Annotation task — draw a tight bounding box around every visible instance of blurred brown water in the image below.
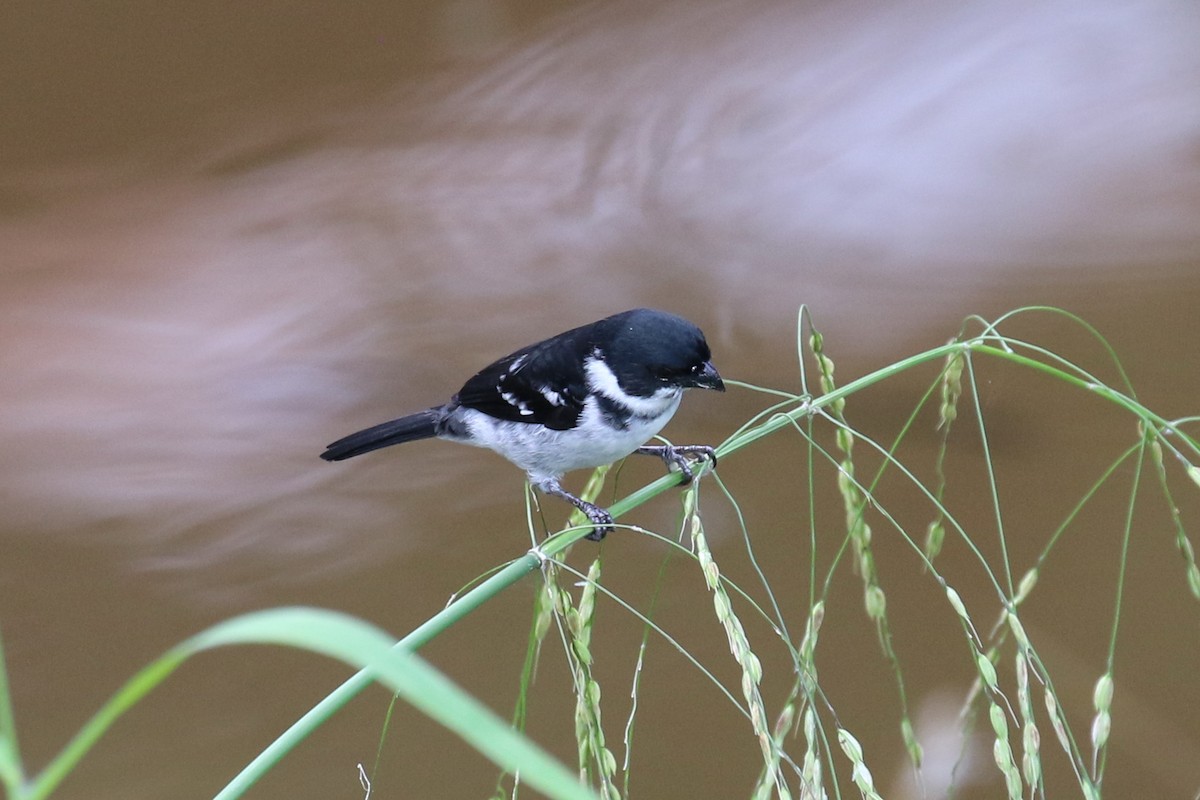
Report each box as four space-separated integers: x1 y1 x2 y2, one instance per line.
2 0 1199 797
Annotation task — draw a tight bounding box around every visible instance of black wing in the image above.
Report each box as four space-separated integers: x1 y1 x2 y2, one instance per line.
453 326 594 431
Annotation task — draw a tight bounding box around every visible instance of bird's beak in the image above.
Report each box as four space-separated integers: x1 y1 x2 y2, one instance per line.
693 360 725 392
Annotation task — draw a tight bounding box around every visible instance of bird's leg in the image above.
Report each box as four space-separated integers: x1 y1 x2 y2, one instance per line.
535 476 614 541
635 444 719 484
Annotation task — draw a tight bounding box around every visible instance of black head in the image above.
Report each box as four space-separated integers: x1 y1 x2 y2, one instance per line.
595 308 724 397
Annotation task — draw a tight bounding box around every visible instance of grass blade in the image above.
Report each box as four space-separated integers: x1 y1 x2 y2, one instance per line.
24 607 594 800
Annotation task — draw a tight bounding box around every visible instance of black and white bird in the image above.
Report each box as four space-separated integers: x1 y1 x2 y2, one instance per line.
320 308 724 540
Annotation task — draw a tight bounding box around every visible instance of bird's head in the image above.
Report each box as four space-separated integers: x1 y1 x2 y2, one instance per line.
599 308 724 397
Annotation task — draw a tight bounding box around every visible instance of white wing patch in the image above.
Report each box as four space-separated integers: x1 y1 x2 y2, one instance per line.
500 390 534 416
539 385 565 407
497 354 535 415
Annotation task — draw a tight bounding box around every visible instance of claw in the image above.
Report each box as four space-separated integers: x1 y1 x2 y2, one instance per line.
535 476 614 541
636 444 718 484
580 502 614 541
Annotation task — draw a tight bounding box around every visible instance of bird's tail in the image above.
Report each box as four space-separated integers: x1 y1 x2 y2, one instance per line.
320 409 440 461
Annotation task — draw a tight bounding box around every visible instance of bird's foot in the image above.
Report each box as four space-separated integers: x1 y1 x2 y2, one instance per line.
536 477 614 541
577 500 615 541
636 444 719 484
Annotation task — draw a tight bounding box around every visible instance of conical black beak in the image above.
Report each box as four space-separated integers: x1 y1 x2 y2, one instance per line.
693 360 725 391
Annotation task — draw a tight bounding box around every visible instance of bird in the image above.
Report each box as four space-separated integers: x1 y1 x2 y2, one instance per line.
320 308 725 540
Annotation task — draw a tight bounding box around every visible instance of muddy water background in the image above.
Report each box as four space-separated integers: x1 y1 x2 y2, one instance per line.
3 0 1200 797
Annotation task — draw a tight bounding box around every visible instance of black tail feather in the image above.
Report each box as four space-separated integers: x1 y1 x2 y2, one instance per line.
320 409 440 461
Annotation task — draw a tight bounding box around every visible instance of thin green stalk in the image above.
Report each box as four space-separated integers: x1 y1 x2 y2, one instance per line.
964 353 1014 597
1091 437 1145 787
1149 437 1200 601
0 627 26 793
711 472 791 644
368 695 399 792
621 546 673 798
